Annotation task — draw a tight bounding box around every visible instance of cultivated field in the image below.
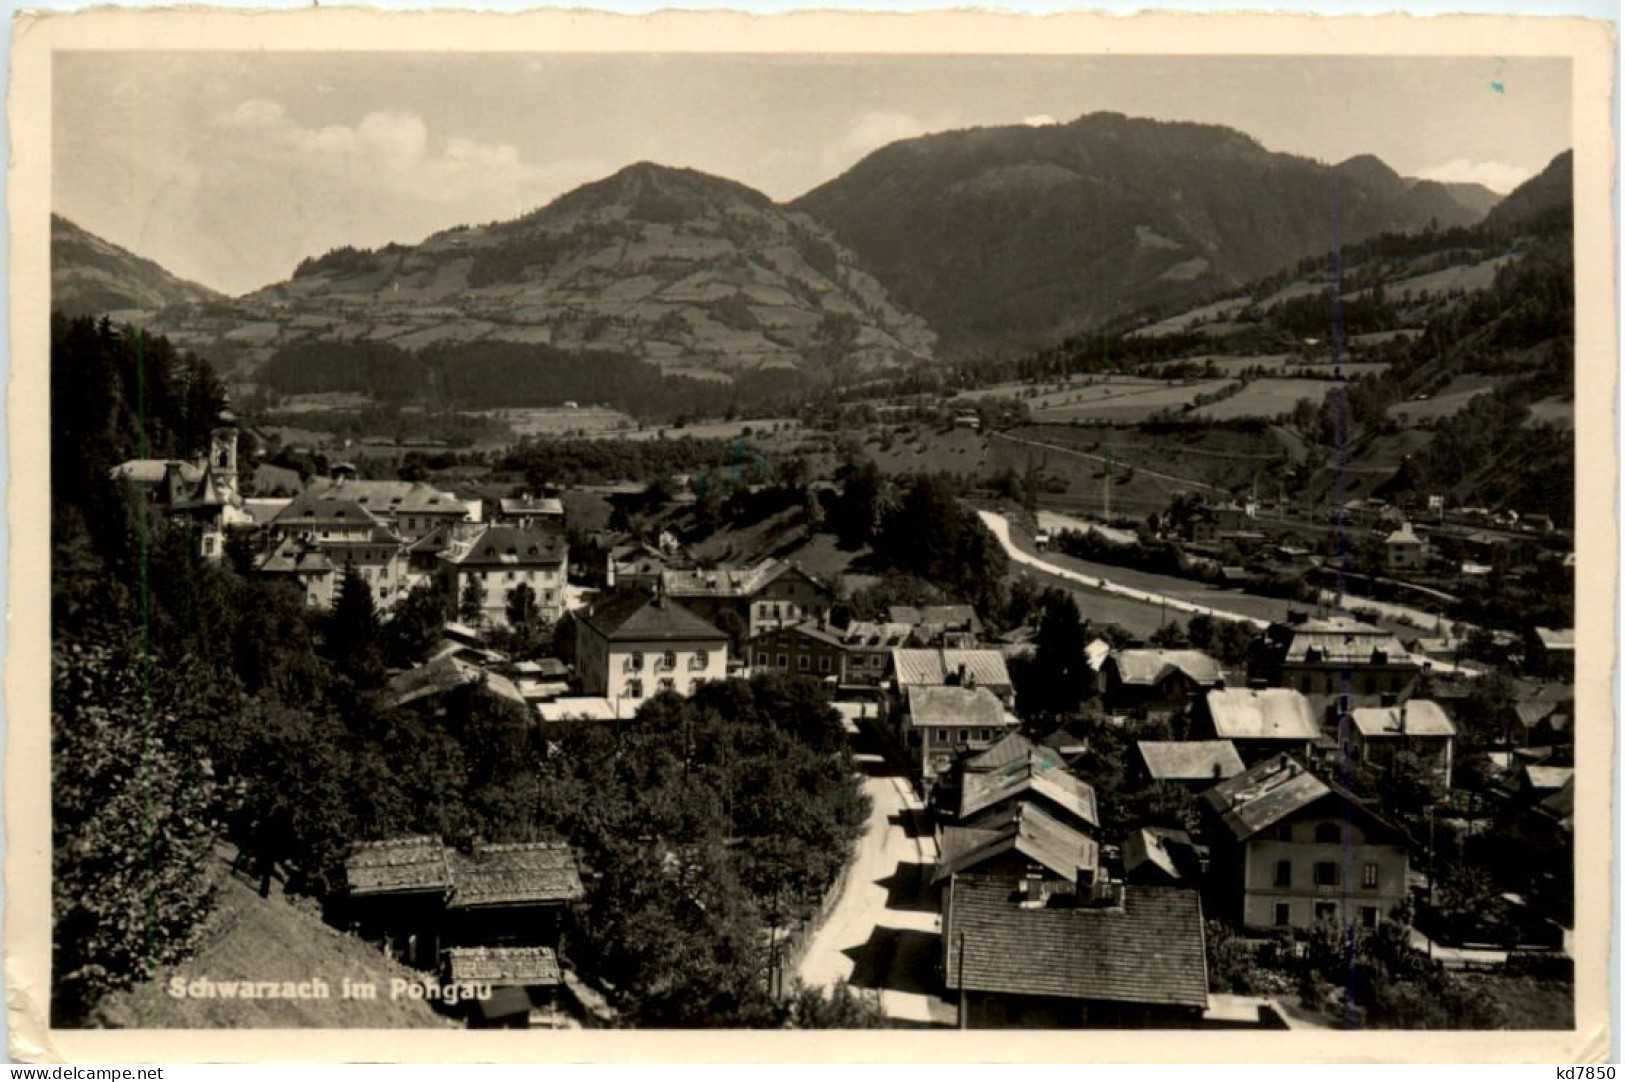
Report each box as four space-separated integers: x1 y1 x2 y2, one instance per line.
1026 378 1235 424
1147 354 1391 379
473 405 637 438
1385 374 1499 423
1188 378 1335 421
582 417 804 443
1349 253 1519 302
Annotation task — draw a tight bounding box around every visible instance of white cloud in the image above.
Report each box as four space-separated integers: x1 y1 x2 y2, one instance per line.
166 99 595 292
1416 158 1532 195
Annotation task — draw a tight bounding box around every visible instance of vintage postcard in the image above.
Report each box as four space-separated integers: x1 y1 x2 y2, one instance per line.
6 7 1616 1063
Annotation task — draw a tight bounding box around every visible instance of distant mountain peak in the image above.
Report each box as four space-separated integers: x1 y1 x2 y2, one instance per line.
148 163 935 382
794 114 1497 355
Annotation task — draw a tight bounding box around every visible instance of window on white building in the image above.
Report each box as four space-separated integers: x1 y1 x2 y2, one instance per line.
627 678 644 698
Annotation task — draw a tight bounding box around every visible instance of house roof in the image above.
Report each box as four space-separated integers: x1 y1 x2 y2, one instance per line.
1513 701 1559 730
1123 826 1197 883
841 621 915 650
1523 765 1574 792
943 877 1208 1010
1349 700 1456 739
498 496 565 517
892 648 1012 690
442 525 566 568
241 497 293 526
963 731 1044 773
269 491 385 530
1536 778 1574 826
960 751 1099 830
444 842 585 909
1109 649 1224 688
904 685 1011 729
306 478 467 517
661 559 822 599
1204 688 1319 741
1281 617 1414 666
443 946 561 988
345 837 451 896
1202 754 1401 844
1386 524 1422 545
935 802 1099 884
889 604 984 633
1137 740 1246 782
1084 639 1113 672
386 655 526 709
577 591 726 643
536 697 635 722
1533 627 1575 652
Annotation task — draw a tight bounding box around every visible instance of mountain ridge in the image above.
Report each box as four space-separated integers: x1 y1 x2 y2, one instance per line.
793 112 1503 356
51 214 223 318
148 161 936 385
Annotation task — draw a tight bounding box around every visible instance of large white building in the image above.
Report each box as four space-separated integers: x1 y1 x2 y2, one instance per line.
574 592 728 708
438 524 569 628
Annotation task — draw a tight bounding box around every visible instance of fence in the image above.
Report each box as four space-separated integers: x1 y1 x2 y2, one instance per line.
770 847 858 999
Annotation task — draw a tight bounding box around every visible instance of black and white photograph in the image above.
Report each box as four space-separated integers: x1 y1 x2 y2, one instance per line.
10 8 1614 1059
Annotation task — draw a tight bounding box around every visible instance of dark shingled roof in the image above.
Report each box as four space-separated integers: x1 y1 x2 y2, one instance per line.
1202 754 1404 845
944 876 1208 1010
345 837 451 896
445 842 585 909
442 525 566 568
443 946 561 987
577 591 726 643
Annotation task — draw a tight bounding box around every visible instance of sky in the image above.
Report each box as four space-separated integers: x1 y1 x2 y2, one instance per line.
53 52 1572 296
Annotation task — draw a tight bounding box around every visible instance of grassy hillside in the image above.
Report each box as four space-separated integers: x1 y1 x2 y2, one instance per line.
92 851 459 1029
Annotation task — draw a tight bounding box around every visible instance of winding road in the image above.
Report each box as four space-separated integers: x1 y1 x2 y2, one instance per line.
979 509 1272 629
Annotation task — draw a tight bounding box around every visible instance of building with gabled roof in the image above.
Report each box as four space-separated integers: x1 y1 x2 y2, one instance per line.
1123 827 1204 887
1135 740 1246 788
1384 522 1426 572
941 876 1208 1028
441 947 563 1028
438 524 569 627
386 654 527 712
891 648 1014 706
1101 649 1224 720
1192 688 1321 764
344 837 452 898
303 477 472 540
659 559 831 637
935 801 1100 890
900 685 1018 788
1347 699 1456 788
889 604 984 646
1200 755 1409 932
574 591 728 707
1268 614 1422 718
959 748 1099 836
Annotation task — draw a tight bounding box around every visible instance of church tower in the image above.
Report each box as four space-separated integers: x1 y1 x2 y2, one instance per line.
208 418 240 503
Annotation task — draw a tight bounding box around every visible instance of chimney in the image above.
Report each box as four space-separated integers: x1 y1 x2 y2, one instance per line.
956 662 968 686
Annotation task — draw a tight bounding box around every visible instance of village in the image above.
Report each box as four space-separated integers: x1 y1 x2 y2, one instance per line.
97 410 1576 1031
